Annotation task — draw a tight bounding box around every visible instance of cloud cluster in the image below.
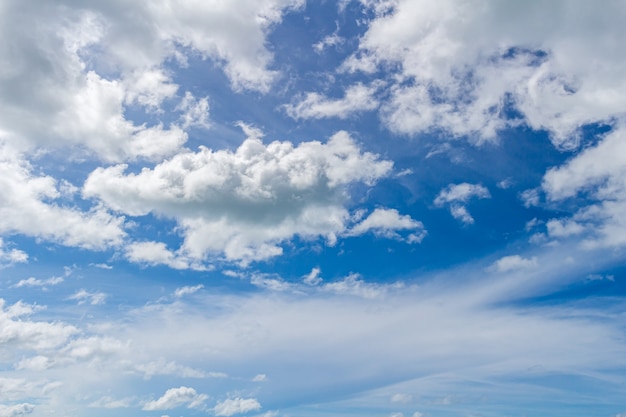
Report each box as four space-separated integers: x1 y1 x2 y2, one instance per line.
328 0 626 145
0 0 303 161
214 397 262 416
284 83 380 120
542 124 626 248
0 145 125 250
85 130 421 264
142 386 208 411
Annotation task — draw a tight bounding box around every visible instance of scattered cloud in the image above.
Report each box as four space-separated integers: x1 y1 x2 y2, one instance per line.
0 403 35 417
214 397 262 417
434 183 491 224
68 289 107 305
348 208 426 243
0 239 28 268
143 386 208 411
174 285 204 298
283 83 380 120
489 255 538 273
12 276 64 289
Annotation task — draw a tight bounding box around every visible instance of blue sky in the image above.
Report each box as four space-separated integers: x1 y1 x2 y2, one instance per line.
1 1 626 416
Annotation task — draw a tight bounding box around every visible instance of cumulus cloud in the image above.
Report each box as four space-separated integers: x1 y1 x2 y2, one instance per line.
340 0 626 145
12 277 63 289
0 145 126 250
0 239 28 268
489 255 538 273
322 273 397 299
142 386 208 411
85 130 397 265
0 403 35 417
177 92 211 130
348 208 426 243
284 83 380 119
0 299 77 351
0 0 303 161
542 124 626 248
214 397 262 417
434 183 491 224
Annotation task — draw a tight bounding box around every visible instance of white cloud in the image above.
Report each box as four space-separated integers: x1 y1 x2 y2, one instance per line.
313 33 345 53
85 130 394 265
303 267 322 285
322 273 393 299
341 0 626 145
174 285 205 298
348 208 426 243
0 239 28 268
0 0 304 162
542 124 626 248
177 92 211 130
143 386 208 411
390 393 412 404
12 277 63 288
62 336 127 360
68 289 107 305
214 397 262 417
489 255 538 273
520 188 541 208
434 183 491 224
0 403 34 417
252 374 268 382
0 145 126 250
132 358 222 380
125 241 198 270
283 83 380 120
0 299 77 351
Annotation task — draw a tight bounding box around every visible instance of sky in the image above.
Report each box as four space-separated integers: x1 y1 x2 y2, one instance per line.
1 0 626 416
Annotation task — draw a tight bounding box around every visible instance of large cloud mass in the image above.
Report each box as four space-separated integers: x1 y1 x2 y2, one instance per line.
84 131 422 264
338 0 626 146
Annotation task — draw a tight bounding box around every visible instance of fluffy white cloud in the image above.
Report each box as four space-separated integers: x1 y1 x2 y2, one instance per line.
434 183 491 224
284 83 380 120
0 239 27 268
12 277 63 288
0 0 303 161
0 299 77 351
489 255 538 273
342 0 626 145
177 92 211 130
322 273 397 299
85 130 398 264
0 145 126 250
125 241 198 270
214 397 262 417
143 386 208 411
0 403 34 417
348 208 426 243
542 124 626 248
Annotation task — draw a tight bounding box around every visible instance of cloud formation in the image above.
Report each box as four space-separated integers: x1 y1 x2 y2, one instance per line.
85 130 419 264
434 183 491 224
